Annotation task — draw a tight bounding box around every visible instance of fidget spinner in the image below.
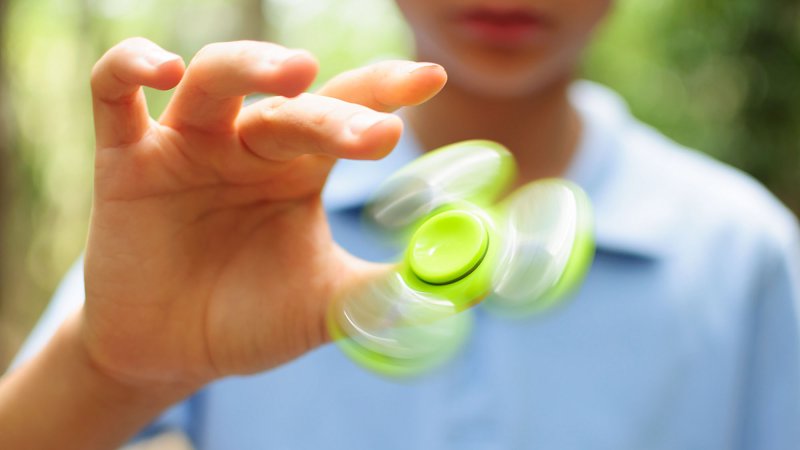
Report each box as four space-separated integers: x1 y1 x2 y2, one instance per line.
327 140 594 377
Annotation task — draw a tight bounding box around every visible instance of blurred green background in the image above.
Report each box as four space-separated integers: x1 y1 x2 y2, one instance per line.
0 0 798 370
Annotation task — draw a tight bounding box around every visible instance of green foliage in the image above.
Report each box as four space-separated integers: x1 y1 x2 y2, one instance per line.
585 0 800 213
268 0 411 84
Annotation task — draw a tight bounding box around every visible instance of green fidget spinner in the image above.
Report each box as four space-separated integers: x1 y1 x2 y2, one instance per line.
327 140 595 377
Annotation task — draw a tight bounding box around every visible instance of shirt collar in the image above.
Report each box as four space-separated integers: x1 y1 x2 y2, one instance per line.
567 81 672 259
324 81 670 260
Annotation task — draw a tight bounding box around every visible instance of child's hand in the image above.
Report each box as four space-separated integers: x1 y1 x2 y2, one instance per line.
82 38 447 391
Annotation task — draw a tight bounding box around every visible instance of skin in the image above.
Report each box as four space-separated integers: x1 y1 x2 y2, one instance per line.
398 0 611 181
0 1 611 448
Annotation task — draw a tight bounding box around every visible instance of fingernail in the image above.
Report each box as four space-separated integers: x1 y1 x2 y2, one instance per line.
145 51 182 68
407 62 442 74
349 113 389 135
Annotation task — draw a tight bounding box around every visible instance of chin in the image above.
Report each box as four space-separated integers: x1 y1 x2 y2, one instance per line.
420 36 576 100
444 55 574 99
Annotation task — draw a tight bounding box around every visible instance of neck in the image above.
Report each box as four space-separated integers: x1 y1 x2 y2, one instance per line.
405 74 581 185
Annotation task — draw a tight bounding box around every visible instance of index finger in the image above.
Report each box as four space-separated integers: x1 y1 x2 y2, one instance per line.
316 60 447 112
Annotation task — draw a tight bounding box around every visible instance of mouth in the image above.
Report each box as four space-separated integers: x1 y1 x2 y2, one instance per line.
452 6 550 47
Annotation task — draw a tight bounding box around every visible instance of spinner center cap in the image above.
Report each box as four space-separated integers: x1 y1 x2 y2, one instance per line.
408 210 489 285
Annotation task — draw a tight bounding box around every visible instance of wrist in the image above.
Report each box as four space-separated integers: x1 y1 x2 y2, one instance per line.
0 311 198 449
68 310 199 407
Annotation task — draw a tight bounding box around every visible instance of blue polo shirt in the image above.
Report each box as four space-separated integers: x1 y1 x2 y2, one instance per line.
11 82 800 449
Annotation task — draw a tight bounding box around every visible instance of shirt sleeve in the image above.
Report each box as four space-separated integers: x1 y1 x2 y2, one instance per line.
6 256 198 444
738 217 800 450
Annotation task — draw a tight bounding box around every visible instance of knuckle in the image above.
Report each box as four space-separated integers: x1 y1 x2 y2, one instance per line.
193 42 225 66
195 41 245 62
91 37 155 90
197 41 222 56
119 36 151 49
259 96 291 122
89 63 105 91
311 103 338 129
190 42 243 79
115 37 154 58
90 55 118 93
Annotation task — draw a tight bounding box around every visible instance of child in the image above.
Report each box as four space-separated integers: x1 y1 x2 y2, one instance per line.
2 1 799 448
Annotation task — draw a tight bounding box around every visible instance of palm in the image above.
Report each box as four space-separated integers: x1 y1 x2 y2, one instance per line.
81 39 446 387
86 127 334 383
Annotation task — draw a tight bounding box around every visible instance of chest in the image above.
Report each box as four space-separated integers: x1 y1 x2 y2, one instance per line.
196 250 748 450
194 211 751 449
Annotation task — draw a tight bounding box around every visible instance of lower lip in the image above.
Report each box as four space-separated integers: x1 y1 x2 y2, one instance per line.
455 14 544 47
